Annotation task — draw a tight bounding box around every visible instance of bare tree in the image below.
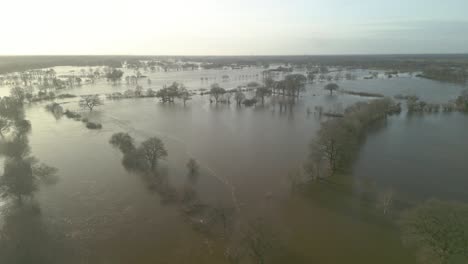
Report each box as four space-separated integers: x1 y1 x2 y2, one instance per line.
79 95 103 111
138 137 168 170
311 119 354 175
178 86 191 106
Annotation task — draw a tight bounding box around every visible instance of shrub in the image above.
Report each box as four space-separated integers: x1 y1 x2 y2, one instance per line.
243 98 257 107
86 122 102 129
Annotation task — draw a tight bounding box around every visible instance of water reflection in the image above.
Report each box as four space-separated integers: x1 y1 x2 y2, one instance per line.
0 202 75 264
0 95 63 263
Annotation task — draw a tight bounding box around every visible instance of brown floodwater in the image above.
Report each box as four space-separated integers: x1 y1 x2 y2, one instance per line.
0 67 467 263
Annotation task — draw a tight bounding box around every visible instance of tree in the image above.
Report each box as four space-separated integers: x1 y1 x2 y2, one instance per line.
178 86 191 106
256 86 271 105
14 119 31 136
10 87 25 104
156 88 171 103
1 158 35 202
263 77 275 90
79 95 103 111
105 69 124 84
285 74 306 97
109 132 136 153
24 86 34 102
210 83 226 103
146 88 156 97
135 85 143 97
307 72 316 82
400 199 468 264
235 90 246 106
320 66 329 74
156 82 183 103
324 83 339 95
455 89 468 111
138 137 168 170
311 119 355 175
186 158 199 176
247 81 260 88
0 118 11 138
275 80 287 96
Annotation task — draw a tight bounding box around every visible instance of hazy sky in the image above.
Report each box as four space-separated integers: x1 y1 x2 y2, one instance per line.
1 0 468 55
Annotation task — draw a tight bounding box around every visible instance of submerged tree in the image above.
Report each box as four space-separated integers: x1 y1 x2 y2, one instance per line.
105 68 124 84
306 99 399 177
234 90 246 106
138 137 168 170
155 82 186 103
109 132 136 153
178 86 191 106
324 83 339 95
210 83 226 103
186 158 199 178
1 158 36 202
109 133 169 172
79 95 103 111
310 119 354 174
307 72 316 82
263 77 275 90
256 86 272 105
285 74 306 98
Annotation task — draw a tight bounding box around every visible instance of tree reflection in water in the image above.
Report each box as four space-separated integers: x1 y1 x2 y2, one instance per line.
0 94 67 264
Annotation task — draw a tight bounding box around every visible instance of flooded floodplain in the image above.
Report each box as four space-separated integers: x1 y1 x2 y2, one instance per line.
1 66 467 263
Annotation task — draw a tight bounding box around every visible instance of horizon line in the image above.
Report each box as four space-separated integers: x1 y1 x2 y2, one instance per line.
1 53 468 57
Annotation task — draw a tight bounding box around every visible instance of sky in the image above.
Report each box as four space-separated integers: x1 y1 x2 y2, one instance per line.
1 0 468 55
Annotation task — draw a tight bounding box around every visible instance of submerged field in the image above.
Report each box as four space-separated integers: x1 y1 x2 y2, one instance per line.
0 66 467 263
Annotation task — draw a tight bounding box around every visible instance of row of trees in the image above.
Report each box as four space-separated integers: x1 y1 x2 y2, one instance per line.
263 74 307 98
109 133 168 171
306 98 401 178
1 67 115 94
155 82 191 105
205 74 307 107
301 96 468 264
421 66 467 83
406 89 468 113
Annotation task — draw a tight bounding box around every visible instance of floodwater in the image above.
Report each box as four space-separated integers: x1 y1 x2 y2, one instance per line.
0 67 467 263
